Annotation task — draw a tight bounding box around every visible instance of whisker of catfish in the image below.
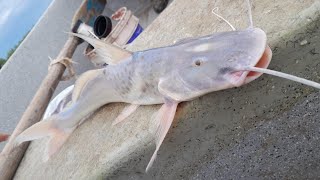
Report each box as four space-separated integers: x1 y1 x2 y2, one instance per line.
246 0 253 28
243 66 320 89
211 7 236 31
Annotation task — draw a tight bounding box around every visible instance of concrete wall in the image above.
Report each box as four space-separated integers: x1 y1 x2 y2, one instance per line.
11 0 320 179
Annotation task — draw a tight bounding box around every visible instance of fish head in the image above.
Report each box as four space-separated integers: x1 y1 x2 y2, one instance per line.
159 28 272 101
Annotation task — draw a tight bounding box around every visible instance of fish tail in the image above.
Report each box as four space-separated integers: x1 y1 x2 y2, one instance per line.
14 116 74 160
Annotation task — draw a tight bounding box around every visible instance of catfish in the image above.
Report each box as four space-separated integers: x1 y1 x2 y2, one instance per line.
13 0 320 172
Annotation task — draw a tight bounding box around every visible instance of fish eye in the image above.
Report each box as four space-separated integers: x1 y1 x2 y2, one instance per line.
192 57 206 67
194 59 202 66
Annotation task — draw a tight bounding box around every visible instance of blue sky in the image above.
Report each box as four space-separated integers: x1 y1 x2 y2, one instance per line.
0 0 52 59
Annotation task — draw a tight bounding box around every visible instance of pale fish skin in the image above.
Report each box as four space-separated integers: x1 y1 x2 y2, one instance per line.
14 27 272 171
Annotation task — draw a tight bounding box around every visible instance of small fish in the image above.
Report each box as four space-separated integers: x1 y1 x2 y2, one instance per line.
14 0 320 172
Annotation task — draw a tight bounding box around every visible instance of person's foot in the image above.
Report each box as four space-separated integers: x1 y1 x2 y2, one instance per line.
153 0 169 14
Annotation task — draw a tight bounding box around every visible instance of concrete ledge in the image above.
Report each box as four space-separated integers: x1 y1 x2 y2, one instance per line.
14 0 320 179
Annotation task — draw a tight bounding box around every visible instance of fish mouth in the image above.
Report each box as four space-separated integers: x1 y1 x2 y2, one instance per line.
231 45 272 87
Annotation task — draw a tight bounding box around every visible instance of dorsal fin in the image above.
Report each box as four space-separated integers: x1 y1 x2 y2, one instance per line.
70 33 132 65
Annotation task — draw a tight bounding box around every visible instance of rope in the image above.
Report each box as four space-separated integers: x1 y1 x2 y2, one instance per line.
49 57 77 81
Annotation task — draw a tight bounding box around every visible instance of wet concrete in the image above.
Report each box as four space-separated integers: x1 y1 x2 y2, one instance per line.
14 0 320 179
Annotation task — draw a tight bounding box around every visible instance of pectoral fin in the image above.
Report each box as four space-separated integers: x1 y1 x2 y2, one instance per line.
112 104 140 126
45 129 72 161
146 100 178 172
70 33 132 64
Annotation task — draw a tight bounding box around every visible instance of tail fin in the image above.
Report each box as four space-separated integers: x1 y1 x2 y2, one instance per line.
14 117 74 160
45 129 72 161
14 120 54 145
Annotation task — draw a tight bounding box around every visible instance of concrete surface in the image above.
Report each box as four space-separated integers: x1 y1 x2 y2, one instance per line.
13 0 320 179
190 93 320 179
